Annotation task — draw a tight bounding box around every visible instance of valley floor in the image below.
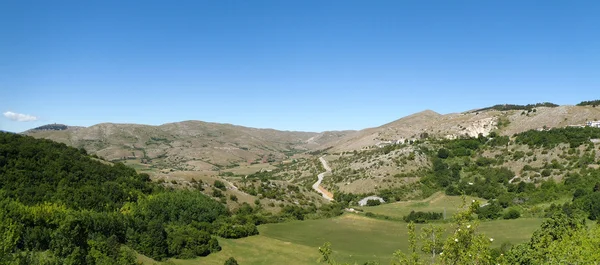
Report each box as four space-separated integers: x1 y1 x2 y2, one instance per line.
139 200 543 264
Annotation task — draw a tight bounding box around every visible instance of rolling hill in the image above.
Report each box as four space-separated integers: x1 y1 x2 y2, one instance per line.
329 105 600 152
25 120 353 172
24 103 600 179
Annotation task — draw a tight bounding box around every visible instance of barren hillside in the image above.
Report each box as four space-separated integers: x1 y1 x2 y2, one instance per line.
26 121 351 170
330 105 600 152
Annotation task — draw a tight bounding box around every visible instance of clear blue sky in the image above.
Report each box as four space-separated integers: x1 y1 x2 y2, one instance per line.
1 1 599 133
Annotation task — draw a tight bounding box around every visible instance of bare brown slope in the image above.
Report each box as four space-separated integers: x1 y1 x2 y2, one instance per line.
25 121 352 170
331 105 600 151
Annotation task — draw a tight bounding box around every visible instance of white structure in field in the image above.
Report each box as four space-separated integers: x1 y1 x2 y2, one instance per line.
586 121 600 128
358 196 385 206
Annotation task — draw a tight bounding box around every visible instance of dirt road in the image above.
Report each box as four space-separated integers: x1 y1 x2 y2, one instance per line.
312 156 334 201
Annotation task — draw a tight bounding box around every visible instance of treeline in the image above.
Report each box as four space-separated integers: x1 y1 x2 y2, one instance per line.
475 102 558 112
515 127 600 148
403 210 443 223
0 132 260 264
576 99 600 107
30 124 68 131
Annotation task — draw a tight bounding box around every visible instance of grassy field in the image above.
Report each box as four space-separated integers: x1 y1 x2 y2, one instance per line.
139 194 542 265
356 192 487 219
142 212 543 265
139 235 320 265
258 214 542 264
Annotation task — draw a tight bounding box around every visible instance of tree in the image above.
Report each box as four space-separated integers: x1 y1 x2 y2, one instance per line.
504 212 586 264
214 180 227 191
476 202 503 220
437 148 450 159
0 214 21 263
224 257 239 265
393 222 420 265
503 208 521 219
420 224 444 264
438 200 492 265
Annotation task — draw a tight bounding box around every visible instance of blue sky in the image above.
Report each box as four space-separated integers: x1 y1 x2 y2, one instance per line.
1 1 599 133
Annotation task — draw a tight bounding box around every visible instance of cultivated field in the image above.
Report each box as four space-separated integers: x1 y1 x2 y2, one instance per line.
139 235 319 265
257 214 542 264
141 202 543 265
356 192 487 219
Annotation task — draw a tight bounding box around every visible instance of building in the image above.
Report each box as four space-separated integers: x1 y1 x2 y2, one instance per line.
586 121 600 128
358 196 385 206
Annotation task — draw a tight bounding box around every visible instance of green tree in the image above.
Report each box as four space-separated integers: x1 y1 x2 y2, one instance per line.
224 257 239 265
503 208 521 220
420 224 444 264
438 200 492 265
0 214 21 263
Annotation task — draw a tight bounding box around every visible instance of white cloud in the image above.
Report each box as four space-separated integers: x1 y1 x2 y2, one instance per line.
3 111 38 122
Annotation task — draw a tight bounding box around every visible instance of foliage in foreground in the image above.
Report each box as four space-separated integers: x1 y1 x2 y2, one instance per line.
0 133 260 264
318 198 600 265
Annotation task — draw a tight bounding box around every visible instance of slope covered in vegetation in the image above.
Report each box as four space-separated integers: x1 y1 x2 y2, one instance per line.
0 132 260 264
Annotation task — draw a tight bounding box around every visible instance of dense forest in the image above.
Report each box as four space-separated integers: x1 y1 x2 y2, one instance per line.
0 132 262 264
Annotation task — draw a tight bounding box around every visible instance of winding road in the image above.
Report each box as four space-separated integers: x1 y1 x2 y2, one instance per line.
312 156 334 201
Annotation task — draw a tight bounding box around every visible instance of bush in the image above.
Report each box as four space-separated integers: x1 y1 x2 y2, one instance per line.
166 225 216 259
437 148 450 159
224 257 239 265
403 210 443 223
541 169 552 177
214 180 227 191
503 208 521 219
212 189 224 198
476 202 503 220
366 199 381 206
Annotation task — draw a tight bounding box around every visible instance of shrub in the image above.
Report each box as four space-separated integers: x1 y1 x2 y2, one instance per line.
403 211 443 223
224 257 239 265
476 202 503 220
541 169 552 177
503 208 521 219
366 199 381 206
212 189 224 198
437 148 450 159
214 180 227 191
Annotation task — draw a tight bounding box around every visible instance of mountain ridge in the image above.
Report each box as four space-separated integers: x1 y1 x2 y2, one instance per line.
25 103 600 172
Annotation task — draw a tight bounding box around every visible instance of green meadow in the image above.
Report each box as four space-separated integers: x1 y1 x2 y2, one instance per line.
143 195 544 265
356 192 486 219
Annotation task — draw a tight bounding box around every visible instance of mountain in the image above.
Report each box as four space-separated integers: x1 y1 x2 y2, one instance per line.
329 105 600 151
25 121 352 171
25 104 600 173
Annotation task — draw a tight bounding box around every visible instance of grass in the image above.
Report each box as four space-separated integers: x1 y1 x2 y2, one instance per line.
142 214 542 265
356 192 486 219
138 235 319 265
139 194 544 265
258 214 541 264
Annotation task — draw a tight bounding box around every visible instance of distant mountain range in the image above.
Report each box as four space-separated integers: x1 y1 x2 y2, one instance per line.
25 120 352 170
25 102 600 171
